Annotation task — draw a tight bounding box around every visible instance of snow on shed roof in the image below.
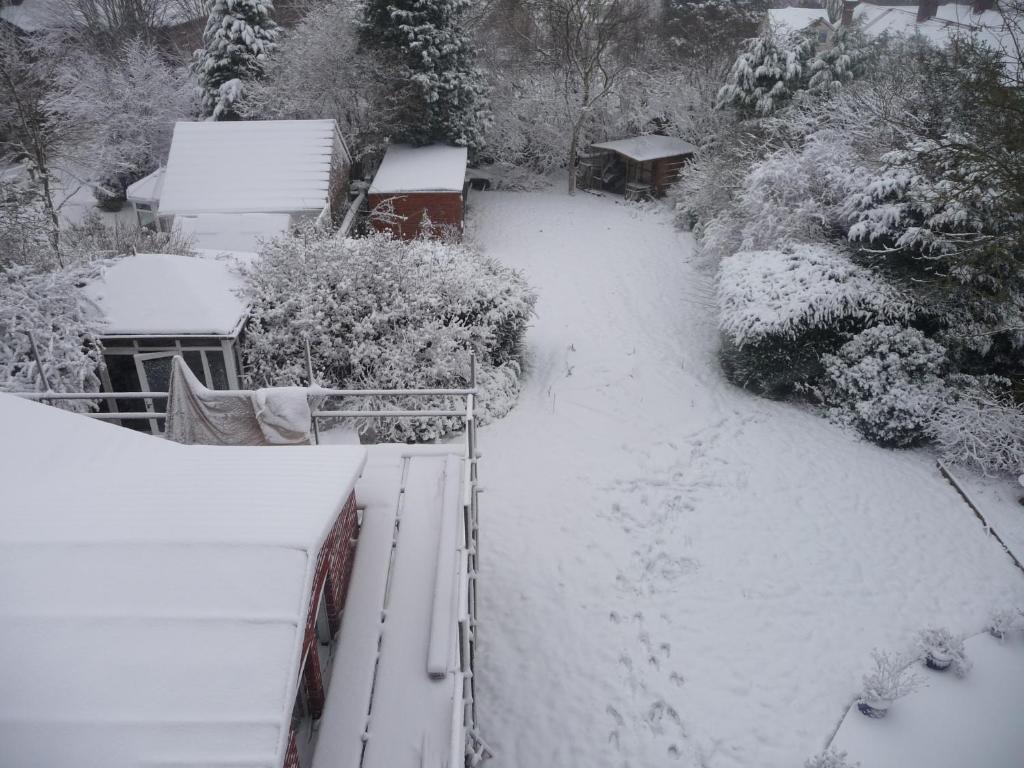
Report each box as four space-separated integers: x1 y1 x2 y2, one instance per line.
369 144 469 194
82 253 249 337
159 120 343 215
0 393 367 768
767 7 833 31
591 135 698 162
126 166 165 204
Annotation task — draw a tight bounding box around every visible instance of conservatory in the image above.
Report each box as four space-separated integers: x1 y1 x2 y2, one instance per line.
81 252 249 432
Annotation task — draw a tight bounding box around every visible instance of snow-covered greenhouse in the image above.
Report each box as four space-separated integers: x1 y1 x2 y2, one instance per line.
81 252 249 431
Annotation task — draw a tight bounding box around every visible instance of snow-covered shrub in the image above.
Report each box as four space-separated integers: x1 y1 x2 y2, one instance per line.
716 245 913 397
805 748 859 768
0 265 103 410
917 628 971 677
241 230 536 442
822 325 948 447
717 31 812 116
988 607 1023 640
927 377 1024 476
859 649 918 712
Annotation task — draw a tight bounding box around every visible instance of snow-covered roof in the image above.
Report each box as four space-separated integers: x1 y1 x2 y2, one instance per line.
0 393 367 768
591 135 699 162
767 7 833 32
159 120 343 215
854 3 1008 47
175 212 291 254
369 145 469 194
126 166 165 204
82 253 249 337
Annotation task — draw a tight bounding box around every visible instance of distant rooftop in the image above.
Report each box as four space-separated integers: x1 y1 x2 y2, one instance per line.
767 7 834 31
369 144 469 194
591 135 699 163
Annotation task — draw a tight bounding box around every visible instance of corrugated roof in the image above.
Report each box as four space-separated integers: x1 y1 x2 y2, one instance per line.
82 253 249 337
591 135 698 162
159 120 342 215
0 394 367 768
369 145 468 194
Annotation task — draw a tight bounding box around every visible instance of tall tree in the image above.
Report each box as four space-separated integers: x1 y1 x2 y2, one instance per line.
360 0 490 152
194 0 279 120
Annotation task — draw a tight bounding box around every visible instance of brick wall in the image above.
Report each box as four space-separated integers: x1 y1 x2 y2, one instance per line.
367 192 464 240
287 490 360 760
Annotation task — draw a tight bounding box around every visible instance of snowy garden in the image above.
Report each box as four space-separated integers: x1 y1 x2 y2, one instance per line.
2 1 1024 767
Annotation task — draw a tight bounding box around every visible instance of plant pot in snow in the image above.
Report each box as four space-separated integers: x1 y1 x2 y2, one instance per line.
857 697 892 718
925 650 953 671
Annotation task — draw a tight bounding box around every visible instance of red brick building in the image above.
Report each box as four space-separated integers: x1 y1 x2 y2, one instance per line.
368 144 469 240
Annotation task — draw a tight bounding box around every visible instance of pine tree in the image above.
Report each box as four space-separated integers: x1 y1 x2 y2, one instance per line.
360 0 490 152
194 0 279 120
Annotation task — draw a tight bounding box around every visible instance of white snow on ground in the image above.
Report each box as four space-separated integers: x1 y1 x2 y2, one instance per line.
951 471 1024 575
833 631 1024 768
468 190 1024 768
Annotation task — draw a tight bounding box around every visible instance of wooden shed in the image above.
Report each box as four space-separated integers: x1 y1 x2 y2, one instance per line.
584 135 698 200
368 145 468 240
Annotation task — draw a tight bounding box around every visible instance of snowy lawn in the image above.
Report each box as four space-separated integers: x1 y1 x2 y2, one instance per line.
469 190 1024 768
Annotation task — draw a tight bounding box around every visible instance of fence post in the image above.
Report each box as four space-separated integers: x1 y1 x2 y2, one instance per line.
26 331 54 392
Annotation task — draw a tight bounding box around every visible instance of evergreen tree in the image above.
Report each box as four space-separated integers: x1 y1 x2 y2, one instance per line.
360 0 490 152
194 0 279 120
717 31 812 116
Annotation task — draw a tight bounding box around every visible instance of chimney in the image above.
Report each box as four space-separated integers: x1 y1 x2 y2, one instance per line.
917 0 939 22
972 0 994 12
841 0 857 26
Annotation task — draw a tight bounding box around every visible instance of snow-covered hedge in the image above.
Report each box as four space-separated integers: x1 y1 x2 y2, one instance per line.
927 379 1024 476
241 230 536 442
822 325 948 447
718 244 912 348
0 266 104 410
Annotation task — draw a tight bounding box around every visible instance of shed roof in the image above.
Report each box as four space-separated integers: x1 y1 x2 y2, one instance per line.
159 120 343 215
0 393 367 768
369 144 468 194
126 166 165 204
82 253 249 337
767 7 833 31
591 135 698 162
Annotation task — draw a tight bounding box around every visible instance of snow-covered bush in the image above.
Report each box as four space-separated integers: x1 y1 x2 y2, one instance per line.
988 607 1022 640
917 628 971 677
822 325 948 447
241 230 536 442
718 245 911 349
859 649 918 716
716 245 914 396
927 378 1024 476
0 266 103 410
805 748 859 768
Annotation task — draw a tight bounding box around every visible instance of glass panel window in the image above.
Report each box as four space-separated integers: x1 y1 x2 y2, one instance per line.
183 351 207 385
207 350 230 390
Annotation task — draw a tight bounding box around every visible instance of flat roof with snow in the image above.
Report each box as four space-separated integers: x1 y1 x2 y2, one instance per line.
82 253 249 337
159 120 343 216
591 135 698 162
0 394 367 768
369 144 469 194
